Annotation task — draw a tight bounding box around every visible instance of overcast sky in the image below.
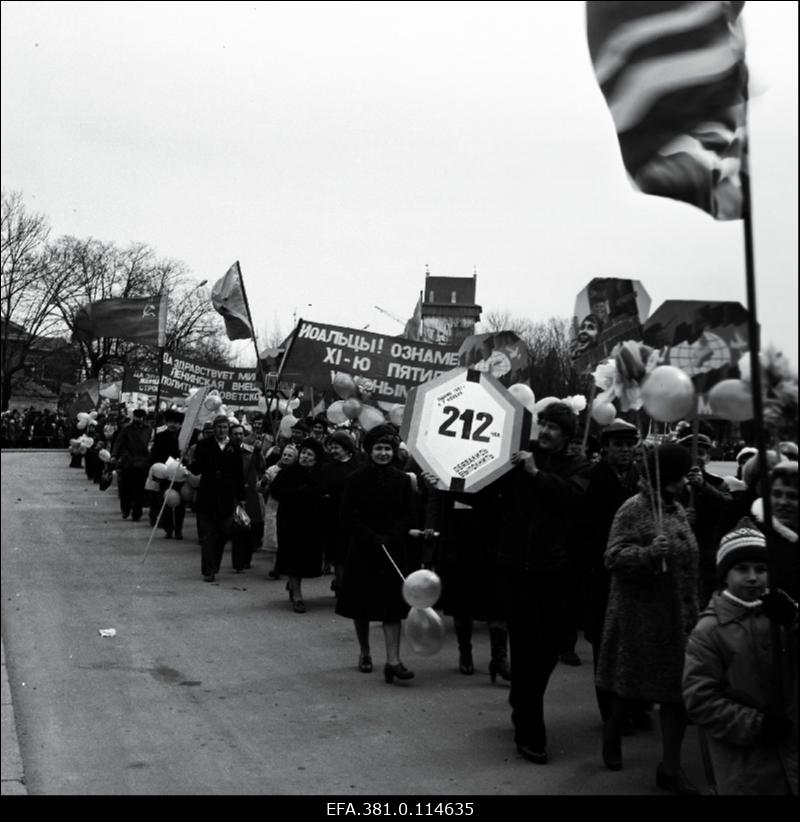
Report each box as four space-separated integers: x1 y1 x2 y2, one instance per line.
2 1 797 364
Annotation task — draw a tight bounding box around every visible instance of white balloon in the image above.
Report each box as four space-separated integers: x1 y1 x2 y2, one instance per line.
164 489 181 509
404 607 445 656
641 366 696 422
402 569 442 608
151 462 168 480
508 383 536 413
98 449 111 463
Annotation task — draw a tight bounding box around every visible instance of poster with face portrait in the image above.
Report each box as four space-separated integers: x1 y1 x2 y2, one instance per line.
570 278 651 374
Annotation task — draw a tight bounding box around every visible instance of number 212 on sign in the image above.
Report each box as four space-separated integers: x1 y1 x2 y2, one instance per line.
437 406 493 442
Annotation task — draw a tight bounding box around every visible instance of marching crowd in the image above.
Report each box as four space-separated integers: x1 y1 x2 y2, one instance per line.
63 401 797 795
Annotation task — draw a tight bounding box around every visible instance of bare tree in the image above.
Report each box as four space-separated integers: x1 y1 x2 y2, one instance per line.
478 308 588 399
0 191 77 409
45 236 225 380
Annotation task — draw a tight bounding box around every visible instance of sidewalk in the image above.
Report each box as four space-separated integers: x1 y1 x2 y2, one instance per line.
1 639 27 795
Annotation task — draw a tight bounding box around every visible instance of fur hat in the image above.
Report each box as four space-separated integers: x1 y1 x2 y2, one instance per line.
297 436 325 464
132 408 147 418
736 446 758 465
164 408 184 423
742 450 783 488
645 443 693 486
677 433 712 450
328 430 355 455
717 525 768 584
363 423 398 455
537 401 577 439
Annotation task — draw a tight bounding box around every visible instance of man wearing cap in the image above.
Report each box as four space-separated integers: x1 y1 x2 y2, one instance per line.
190 415 246 582
583 418 642 723
678 432 731 606
111 408 152 521
493 400 591 764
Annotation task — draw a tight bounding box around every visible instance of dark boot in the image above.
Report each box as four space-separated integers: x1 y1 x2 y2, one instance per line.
489 626 511 683
454 617 474 675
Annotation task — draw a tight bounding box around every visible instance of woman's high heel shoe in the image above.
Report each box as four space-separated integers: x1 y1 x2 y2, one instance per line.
384 662 415 684
358 654 373 673
458 650 474 675
489 657 511 683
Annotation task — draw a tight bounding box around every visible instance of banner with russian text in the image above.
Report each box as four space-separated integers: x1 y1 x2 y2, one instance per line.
122 351 263 407
280 320 461 404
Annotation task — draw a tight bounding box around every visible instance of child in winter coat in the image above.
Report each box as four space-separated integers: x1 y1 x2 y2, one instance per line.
683 524 798 794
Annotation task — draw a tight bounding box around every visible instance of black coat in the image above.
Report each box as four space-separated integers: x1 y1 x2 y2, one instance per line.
190 436 245 519
493 444 590 576
320 456 363 565
582 459 640 643
425 486 503 621
335 463 414 622
270 463 326 578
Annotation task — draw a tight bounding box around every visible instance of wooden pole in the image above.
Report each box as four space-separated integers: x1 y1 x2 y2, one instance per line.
741 131 784 709
234 261 275 438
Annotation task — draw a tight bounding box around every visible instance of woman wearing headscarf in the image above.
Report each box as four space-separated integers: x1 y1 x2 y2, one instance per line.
746 461 798 602
595 443 701 794
269 437 327 612
335 424 416 682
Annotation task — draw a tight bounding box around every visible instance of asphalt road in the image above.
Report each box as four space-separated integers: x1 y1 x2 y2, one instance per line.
1 451 712 797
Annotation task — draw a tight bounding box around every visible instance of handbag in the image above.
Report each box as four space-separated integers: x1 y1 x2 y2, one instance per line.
233 503 251 531
99 467 114 491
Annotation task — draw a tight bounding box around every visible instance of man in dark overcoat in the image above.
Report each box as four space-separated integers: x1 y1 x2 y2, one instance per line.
190 414 246 582
493 401 590 764
111 408 151 521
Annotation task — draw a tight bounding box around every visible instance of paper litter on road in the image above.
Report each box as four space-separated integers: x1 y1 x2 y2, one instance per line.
98 628 117 638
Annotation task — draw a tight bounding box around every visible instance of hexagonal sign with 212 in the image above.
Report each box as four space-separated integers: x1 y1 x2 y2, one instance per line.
403 367 531 493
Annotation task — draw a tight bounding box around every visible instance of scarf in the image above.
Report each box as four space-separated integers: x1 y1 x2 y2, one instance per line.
750 498 799 543
721 589 765 609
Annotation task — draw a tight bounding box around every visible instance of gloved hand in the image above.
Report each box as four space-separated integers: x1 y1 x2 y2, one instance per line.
760 589 798 628
760 712 791 743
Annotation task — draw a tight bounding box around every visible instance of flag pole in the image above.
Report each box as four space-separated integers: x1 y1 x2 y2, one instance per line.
152 347 166 428
740 132 784 709
235 261 274 438
269 318 302 433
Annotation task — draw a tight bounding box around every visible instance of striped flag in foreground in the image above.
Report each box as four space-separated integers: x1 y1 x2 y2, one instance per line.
586 1 748 220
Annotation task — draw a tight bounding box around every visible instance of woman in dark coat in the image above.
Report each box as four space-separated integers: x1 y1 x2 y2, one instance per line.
335 425 416 683
270 437 327 613
596 444 701 794
422 479 509 681
320 431 363 595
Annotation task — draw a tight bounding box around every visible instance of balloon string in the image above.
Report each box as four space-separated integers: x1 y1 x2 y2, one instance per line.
639 445 660 532
141 470 180 563
381 544 406 583
653 443 667 573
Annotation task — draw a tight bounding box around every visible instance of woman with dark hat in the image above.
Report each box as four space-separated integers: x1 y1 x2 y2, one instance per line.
595 443 701 793
335 424 416 682
269 436 327 612
321 430 363 595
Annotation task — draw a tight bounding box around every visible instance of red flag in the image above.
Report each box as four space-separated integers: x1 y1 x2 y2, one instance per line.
211 262 253 341
586 1 748 220
72 296 168 347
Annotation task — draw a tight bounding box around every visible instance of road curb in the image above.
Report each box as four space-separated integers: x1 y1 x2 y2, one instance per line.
1 639 27 795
